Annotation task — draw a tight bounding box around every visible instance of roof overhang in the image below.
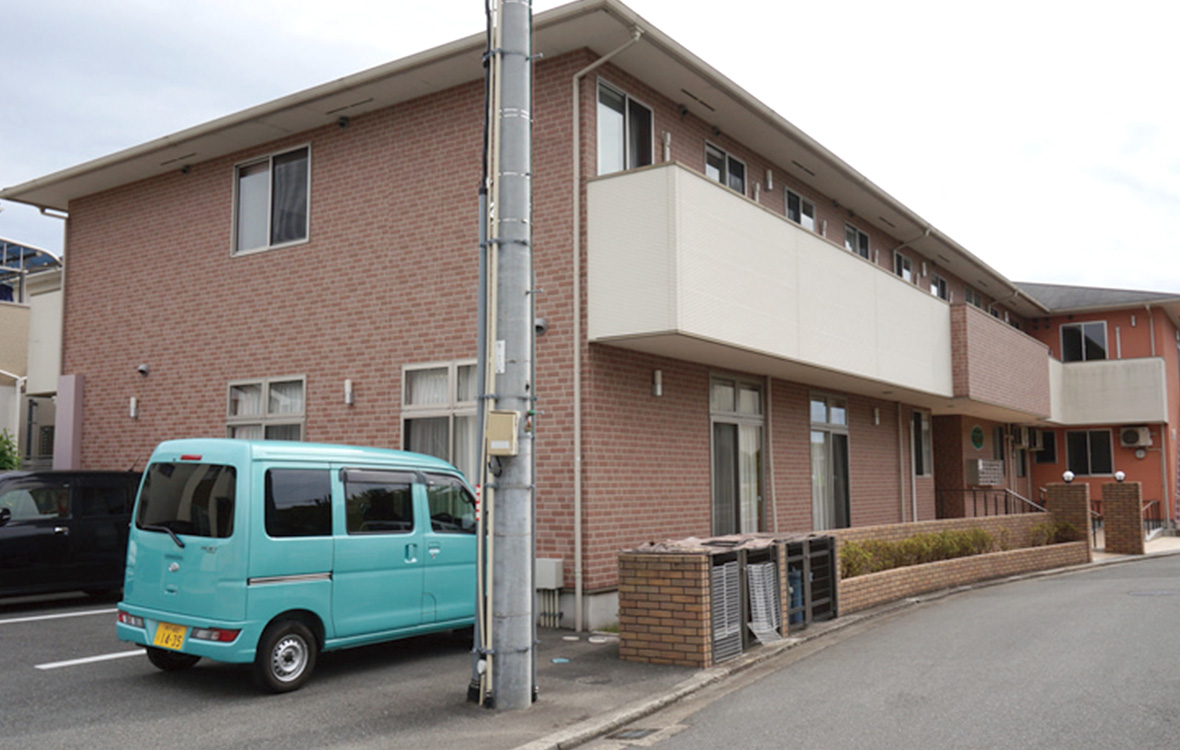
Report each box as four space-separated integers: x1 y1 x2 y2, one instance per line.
0 0 1043 317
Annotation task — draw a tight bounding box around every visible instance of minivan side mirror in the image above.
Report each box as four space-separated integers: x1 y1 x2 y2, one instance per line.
0 507 10 527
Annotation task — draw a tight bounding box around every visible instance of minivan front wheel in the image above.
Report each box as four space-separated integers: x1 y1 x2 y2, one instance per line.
254 620 317 693
146 646 201 672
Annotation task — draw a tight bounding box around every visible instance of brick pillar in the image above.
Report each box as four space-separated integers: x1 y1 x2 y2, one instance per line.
1102 482 1144 555
1044 482 1093 551
618 553 713 668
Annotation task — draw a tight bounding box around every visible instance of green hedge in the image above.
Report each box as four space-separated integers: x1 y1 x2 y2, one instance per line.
839 523 1083 579
0 430 18 471
839 528 994 579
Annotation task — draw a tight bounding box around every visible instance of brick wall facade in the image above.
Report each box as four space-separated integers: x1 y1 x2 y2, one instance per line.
59 45 1049 601
1101 481 1144 555
617 552 713 667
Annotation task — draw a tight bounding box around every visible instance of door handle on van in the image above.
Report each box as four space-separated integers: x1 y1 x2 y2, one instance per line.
54 526 69 536
428 543 440 559
405 543 418 563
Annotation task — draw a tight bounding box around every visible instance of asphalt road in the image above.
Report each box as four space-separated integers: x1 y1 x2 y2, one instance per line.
587 555 1180 750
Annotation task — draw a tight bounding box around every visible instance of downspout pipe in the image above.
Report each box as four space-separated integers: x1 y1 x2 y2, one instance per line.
1146 304 1157 357
570 26 643 633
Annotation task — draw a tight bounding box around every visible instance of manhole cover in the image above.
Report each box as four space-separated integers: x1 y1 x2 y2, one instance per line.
1128 590 1180 597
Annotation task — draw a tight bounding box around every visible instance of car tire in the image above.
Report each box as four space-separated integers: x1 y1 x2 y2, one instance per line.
253 620 317 693
146 646 201 672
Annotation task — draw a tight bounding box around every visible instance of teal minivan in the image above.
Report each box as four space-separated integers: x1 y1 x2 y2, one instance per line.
116 439 477 692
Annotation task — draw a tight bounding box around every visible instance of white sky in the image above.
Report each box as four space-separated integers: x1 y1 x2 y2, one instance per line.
2 0 1178 292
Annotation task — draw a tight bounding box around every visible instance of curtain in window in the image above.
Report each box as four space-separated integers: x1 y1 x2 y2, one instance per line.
597 85 626 175
229 384 263 417
270 148 308 245
265 424 302 441
453 414 478 481
406 417 450 462
236 162 269 252
810 431 829 530
406 368 449 406
229 424 264 440
268 380 304 415
738 424 762 534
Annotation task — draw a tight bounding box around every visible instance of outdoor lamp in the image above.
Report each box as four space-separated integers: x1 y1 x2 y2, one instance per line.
1062 471 1075 484
1115 471 1126 483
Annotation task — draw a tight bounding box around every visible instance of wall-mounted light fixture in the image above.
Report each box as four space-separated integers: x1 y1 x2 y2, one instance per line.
136 363 149 377
652 369 663 398
344 379 355 406
873 407 880 426
765 169 773 191
129 397 138 419
662 131 672 162
1114 470 1126 483
1062 470 1075 484
753 183 761 202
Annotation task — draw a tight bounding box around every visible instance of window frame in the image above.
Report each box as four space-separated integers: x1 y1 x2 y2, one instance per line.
912 410 932 477
595 80 654 176
964 285 984 309
401 360 478 480
231 144 311 256
894 252 914 283
1060 321 1108 363
930 273 948 300
785 189 816 232
1035 430 1058 464
226 375 307 441
1065 429 1114 476
844 223 870 259
704 143 746 196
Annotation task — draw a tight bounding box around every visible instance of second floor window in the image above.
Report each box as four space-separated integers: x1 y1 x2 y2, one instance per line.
234 146 310 254
705 144 746 195
786 190 815 231
894 253 914 283
930 274 948 300
844 224 869 259
964 285 984 309
1061 322 1106 362
597 82 653 175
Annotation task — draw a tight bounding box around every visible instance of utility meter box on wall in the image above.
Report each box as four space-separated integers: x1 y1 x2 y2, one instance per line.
486 410 519 456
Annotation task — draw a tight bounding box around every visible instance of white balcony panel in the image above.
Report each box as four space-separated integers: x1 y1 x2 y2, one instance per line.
1054 358 1168 425
588 164 953 398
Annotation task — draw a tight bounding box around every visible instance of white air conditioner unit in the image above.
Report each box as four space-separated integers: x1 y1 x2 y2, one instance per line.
1120 426 1153 448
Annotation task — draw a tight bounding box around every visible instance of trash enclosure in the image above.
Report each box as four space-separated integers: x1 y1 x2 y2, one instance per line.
618 533 837 668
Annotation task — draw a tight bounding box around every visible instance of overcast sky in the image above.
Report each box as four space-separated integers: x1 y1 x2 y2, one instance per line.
2 0 1178 293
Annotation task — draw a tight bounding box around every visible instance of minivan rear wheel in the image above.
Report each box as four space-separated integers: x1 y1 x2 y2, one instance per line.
146 646 201 672
253 620 317 693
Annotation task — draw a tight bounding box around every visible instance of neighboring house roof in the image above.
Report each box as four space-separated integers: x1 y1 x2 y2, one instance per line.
0 0 1046 318
1017 281 1180 328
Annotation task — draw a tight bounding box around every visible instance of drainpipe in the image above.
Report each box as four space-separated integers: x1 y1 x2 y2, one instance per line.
888 227 931 254
897 403 907 521
570 27 643 633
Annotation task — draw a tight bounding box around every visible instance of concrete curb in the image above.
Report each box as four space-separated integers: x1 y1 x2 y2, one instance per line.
513 546 1180 750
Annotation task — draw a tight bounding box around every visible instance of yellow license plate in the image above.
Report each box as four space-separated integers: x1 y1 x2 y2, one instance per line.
153 622 187 651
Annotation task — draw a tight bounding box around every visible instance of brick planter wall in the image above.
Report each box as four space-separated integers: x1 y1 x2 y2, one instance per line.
831 513 1056 551
838 541 1091 614
617 553 713 667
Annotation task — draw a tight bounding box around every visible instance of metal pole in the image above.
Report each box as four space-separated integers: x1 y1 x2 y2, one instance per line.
490 0 534 711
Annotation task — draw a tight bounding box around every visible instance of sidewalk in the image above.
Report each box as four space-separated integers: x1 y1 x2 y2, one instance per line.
507 535 1180 750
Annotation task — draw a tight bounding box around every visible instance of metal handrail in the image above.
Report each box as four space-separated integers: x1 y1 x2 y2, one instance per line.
1004 488 1047 513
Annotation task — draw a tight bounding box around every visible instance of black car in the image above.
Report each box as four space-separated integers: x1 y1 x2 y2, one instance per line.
0 470 142 597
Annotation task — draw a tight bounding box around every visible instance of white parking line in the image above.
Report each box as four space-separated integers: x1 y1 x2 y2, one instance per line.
36 650 143 670
0 608 116 626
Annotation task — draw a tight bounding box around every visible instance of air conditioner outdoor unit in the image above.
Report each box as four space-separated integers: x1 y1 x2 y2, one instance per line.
1120 426 1153 448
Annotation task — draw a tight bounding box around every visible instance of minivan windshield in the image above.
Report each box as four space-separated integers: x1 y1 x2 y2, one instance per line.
136 463 236 539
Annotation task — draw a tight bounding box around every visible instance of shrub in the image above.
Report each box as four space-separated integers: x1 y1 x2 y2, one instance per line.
840 528 996 579
0 430 18 471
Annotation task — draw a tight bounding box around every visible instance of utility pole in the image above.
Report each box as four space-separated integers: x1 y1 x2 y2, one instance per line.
474 0 534 711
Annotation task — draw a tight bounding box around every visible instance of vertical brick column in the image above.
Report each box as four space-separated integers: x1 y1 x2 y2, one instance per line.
1044 482 1093 551
1102 482 1145 555
618 553 713 668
